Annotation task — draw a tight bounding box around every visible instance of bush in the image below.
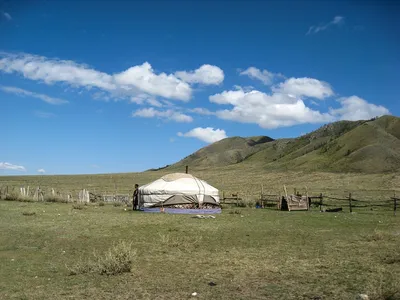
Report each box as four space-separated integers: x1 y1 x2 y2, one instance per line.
72 204 84 210
98 202 105 206
44 195 68 203
237 198 256 208
67 240 136 276
113 202 122 207
4 192 21 201
22 211 36 216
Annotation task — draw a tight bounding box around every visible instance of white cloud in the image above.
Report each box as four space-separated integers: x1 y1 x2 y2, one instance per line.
189 107 215 115
0 52 224 102
273 77 334 100
330 96 390 121
0 53 115 90
1 11 12 21
210 87 334 129
307 16 345 35
239 67 282 85
175 64 224 85
0 162 26 172
37 168 46 174
90 164 100 168
0 85 68 104
114 62 192 101
130 94 163 107
178 127 227 143
132 108 193 123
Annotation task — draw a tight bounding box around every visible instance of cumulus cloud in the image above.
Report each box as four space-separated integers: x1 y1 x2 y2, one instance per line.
178 127 227 143
307 16 345 35
272 77 334 99
209 87 334 129
239 67 282 85
0 85 69 104
0 162 26 172
114 62 191 101
0 52 224 102
37 169 46 174
175 64 224 85
330 96 390 121
132 108 193 123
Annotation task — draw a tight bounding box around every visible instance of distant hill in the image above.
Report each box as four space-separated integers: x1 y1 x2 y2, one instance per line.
166 115 400 173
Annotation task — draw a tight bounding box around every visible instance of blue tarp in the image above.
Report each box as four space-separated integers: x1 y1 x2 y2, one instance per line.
141 208 222 214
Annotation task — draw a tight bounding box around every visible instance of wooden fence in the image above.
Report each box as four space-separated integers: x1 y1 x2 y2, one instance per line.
0 185 132 205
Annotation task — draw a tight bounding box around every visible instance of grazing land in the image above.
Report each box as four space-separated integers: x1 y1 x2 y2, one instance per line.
1 115 399 299
1 168 399 202
0 200 399 300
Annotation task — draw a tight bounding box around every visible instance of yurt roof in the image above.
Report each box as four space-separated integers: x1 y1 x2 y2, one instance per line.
139 172 219 195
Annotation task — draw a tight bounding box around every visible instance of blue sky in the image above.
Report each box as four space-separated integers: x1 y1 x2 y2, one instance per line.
1 0 399 175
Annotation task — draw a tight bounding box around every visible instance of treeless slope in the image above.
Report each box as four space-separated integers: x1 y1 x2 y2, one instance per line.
167 115 400 173
170 136 274 169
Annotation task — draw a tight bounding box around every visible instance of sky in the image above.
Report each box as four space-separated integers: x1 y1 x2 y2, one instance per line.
1 0 399 175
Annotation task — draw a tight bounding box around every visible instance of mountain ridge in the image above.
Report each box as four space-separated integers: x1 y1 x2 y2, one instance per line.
165 115 400 173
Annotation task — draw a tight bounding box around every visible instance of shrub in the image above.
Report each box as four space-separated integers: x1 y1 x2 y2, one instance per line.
22 211 36 216
113 202 122 207
67 240 136 276
44 195 68 203
72 204 84 210
98 202 105 206
4 192 20 201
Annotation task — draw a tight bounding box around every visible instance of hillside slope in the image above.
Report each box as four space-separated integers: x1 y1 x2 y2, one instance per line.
171 136 274 168
167 115 400 173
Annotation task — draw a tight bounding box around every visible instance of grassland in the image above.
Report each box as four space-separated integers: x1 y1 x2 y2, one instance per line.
1 167 399 202
0 200 399 300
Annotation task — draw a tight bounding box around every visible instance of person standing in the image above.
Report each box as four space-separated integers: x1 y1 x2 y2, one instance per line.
133 184 139 210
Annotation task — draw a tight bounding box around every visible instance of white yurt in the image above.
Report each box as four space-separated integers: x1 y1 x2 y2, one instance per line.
138 173 220 213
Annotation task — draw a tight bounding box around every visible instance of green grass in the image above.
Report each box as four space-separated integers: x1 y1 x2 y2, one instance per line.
1 168 399 202
0 200 399 299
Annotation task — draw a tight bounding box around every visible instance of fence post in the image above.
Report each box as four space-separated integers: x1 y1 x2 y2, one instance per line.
349 192 352 213
394 192 397 216
319 193 323 212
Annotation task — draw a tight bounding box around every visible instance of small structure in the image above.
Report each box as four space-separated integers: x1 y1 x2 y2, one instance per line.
279 185 309 211
138 173 221 214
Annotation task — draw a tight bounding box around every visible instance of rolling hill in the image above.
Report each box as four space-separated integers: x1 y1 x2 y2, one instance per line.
168 115 400 173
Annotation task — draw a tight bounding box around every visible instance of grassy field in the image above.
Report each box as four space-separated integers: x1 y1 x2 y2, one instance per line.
1 167 399 202
1 200 399 300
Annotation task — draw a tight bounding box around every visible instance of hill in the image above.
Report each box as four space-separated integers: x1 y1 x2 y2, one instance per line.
167 115 400 173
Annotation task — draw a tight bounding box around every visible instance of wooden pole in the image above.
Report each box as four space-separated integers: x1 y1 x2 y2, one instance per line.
261 184 264 208
305 186 309 211
185 165 188 174
349 192 352 213
319 193 323 212
394 191 397 216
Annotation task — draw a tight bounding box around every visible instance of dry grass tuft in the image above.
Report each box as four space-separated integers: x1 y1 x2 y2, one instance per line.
67 240 136 276
365 267 400 300
22 211 36 216
365 230 394 242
